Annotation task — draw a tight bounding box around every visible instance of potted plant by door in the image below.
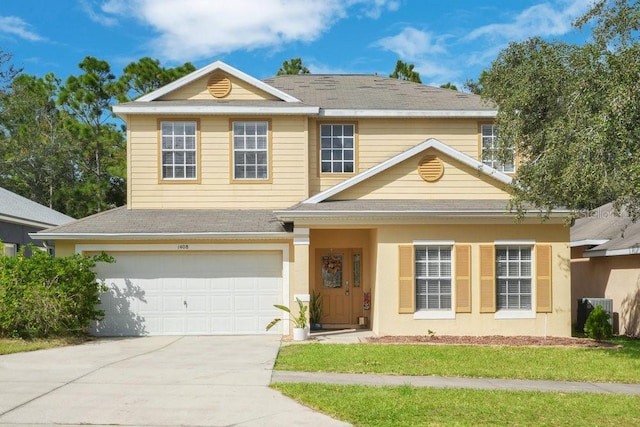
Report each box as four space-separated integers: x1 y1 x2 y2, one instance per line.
309 290 323 331
266 298 309 340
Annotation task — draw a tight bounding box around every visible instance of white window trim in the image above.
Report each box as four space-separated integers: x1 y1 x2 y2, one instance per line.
232 120 269 180
319 123 355 174
494 242 536 319
481 123 515 174
413 243 455 318
161 120 198 181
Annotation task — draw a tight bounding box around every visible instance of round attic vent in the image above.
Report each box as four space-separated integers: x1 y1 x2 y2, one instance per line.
207 72 231 98
418 155 444 182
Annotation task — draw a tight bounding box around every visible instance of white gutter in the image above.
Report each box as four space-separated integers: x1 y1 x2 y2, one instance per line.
274 209 570 220
29 231 293 241
320 109 497 118
583 247 640 258
112 105 320 115
569 239 609 248
0 214 63 229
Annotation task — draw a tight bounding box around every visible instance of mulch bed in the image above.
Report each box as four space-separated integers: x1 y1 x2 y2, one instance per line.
366 335 620 348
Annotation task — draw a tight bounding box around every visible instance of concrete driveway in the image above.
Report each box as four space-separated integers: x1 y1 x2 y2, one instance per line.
0 336 350 426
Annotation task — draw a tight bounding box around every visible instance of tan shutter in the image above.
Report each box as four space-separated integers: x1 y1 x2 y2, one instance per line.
479 245 496 313
398 245 414 314
455 245 471 313
536 244 552 313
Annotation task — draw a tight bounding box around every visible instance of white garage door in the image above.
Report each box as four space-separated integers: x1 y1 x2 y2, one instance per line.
92 251 283 336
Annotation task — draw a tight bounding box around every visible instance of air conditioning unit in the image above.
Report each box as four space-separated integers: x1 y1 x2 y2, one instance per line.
2 243 17 257
576 298 613 333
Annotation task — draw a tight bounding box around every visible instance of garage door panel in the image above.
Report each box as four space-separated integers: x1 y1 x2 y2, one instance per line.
92 251 283 336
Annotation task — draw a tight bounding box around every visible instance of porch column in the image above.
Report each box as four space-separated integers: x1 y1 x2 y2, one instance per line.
293 227 310 304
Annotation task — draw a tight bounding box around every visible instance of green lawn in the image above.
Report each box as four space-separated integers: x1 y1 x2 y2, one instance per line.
0 337 88 355
274 336 640 383
273 383 640 426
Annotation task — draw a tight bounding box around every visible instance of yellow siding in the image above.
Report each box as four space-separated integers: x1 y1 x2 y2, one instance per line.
309 117 485 195
159 73 279 101
331 148 509 200
128 115 308 209
370 223 572 337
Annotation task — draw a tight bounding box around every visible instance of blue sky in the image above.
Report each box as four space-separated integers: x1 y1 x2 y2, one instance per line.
1 0 594 88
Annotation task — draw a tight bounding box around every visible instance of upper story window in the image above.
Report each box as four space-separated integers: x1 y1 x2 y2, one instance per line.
233 121 269 180
415 246 452 311
496 246 532 310
320 124 355 174
481 124 515 173
161 121 197 180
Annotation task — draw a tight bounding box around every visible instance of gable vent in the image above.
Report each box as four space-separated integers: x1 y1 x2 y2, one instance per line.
207 72 232 98
418 155 444 182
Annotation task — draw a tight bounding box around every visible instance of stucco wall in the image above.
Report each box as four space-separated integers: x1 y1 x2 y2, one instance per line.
373 223 571 337
571 246 640 336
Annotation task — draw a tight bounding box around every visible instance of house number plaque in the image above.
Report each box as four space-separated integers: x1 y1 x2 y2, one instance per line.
177 244 190 250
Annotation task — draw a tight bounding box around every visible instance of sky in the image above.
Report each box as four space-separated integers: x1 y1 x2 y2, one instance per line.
0 0 596 89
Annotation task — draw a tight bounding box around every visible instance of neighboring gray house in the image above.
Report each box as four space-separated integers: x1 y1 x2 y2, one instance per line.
571 203 640 336
0 187 74 256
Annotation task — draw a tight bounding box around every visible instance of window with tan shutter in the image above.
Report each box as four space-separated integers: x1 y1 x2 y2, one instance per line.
536 245 552 313
455 245 471 313
415 246 452 311
496 246 532 310
398 245 414 314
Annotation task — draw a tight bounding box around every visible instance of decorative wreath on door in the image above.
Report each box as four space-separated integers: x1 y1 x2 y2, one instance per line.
323 255 342 275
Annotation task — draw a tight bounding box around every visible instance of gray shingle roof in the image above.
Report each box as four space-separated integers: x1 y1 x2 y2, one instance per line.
263 74 495 111
0 187 74 227
571 203 640 253
36 206 289 237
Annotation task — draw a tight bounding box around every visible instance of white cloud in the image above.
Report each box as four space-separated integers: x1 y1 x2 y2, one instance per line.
466 0 591 42
0 16 44 42
374 27 446 61
80 0 118 27
102 0 395 62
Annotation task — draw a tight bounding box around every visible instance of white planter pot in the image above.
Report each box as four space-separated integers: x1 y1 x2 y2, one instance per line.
292 327 307 341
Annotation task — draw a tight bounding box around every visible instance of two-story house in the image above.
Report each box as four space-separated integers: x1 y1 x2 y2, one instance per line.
35 61 571 337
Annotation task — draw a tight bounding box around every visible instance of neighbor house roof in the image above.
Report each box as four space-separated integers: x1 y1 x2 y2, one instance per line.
0 187 74 228
571 202 640 257
32 206 291 240
113 61 497 119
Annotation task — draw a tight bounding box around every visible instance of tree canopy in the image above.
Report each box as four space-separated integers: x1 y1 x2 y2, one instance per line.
480 0 640 219
389 60 422 83
277 57 310 75
0 54 194 218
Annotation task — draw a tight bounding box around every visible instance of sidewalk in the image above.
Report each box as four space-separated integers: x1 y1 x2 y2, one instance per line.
271 371 640 395
273 329 640 395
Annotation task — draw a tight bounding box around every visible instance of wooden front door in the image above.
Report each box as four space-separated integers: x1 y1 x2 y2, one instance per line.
315 248 363 325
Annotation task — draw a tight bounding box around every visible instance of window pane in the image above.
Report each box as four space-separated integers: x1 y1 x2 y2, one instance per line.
185 136 196 149
185 166 196 178
333 162 343 173
320 125 331 137
344 162 354 173
321 138 331 149
321 162 332 172
344 138 354 149
343 125 354 136
332 125 342 136
175 166 185 178
257 166 268 178
333 150 343 160
162 166 173 178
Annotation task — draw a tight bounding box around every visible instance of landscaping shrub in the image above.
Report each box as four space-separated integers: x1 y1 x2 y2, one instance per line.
584 305 612 341
0 246 113 338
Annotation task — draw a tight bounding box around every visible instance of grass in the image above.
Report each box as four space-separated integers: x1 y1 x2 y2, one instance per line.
0 337 89 355
274 336 640 383
272 383 640 426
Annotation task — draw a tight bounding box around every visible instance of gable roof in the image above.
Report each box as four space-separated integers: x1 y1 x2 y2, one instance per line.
0 187 74 228
113 61 497 118
136 60 301 103
303 138 512 204
571 202 640 257
264 74 496 117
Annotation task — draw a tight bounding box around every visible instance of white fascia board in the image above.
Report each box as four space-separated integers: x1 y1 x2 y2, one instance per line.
112 105 319 115
274 210 569 220
569 239 609 248
136 61 301 103
29 232 293 241
304 138 512 204
320 109 498 118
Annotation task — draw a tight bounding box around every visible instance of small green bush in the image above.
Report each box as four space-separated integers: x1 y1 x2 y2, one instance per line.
584 305 612 340
0 246 114 338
